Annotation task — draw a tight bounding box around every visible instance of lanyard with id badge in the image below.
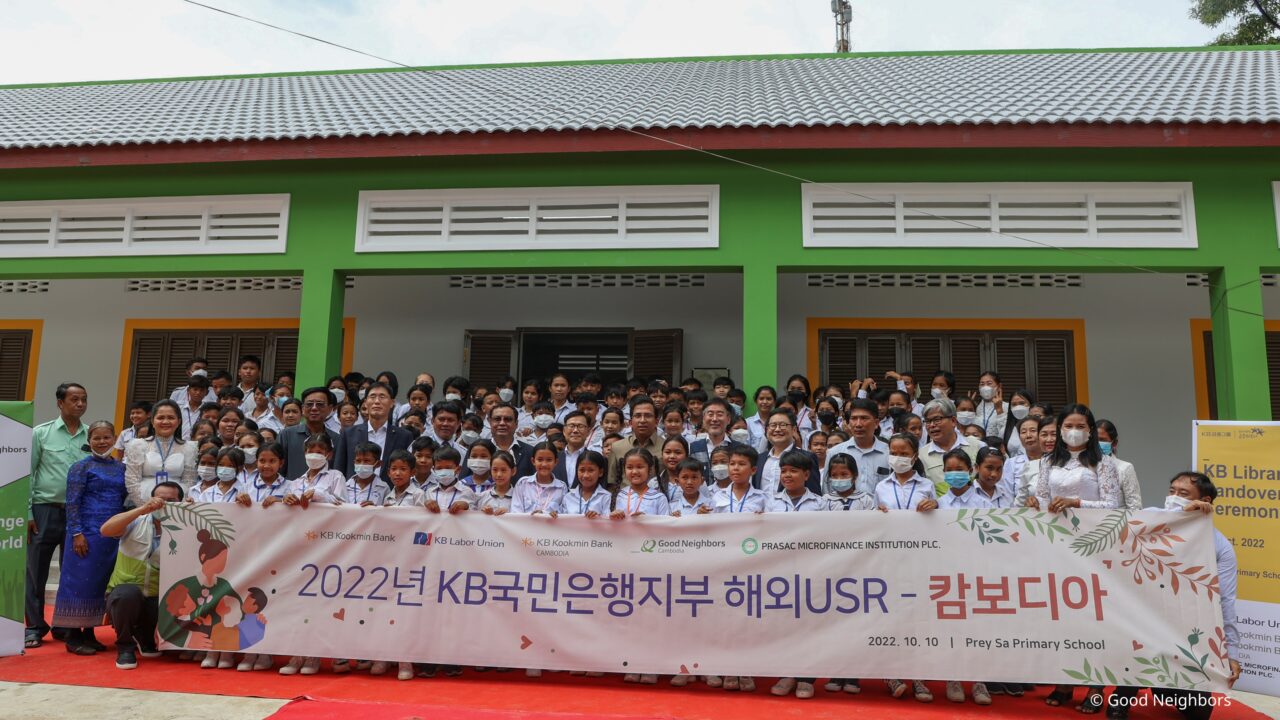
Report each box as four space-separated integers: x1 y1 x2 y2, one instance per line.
153 437 176 485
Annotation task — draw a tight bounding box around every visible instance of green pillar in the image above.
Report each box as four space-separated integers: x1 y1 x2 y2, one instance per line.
1208 265 1272 420
296 267 346 389
741 263 778 404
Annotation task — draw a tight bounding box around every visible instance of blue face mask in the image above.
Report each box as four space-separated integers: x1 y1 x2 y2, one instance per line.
831 478 854 493
275 396 290 409
1099 441 1113 456
944 471 971 489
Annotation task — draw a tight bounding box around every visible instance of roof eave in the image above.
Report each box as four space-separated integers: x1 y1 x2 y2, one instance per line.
3 121 1280 170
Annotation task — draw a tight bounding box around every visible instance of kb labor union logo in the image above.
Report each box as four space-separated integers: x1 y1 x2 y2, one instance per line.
740 537 759 555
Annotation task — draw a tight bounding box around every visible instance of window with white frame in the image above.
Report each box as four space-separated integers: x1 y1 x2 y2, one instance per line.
0 194 289 258
355 185 718 252
803 182 1196 249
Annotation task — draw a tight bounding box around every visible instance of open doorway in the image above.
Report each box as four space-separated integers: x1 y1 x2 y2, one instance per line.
521 330 629 385
463 327 683 386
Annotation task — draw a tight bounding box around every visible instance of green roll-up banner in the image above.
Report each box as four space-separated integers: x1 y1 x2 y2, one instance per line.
0 402 32 657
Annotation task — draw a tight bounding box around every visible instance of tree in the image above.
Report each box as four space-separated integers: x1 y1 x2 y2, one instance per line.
1190 0 1280 45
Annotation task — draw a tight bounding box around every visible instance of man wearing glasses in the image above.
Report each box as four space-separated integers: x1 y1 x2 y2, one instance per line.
753 409 822 494
279 387 341 479
920 397 983 496
486 402 534 477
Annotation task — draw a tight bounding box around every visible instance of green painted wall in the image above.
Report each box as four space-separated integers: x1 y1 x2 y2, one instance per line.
1 146 1278 416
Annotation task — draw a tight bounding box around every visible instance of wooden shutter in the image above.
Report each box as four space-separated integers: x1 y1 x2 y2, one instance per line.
865 336 898 383
908 337 943 379
203 334 235 375
129 334 168 405
0 331 32 401
465 331 517 386
948 336 983 398
993 336 1029 391
630 329 683 384
1032 337 1073 409
273 334 299 381
235 335 269 374
1268 334 1280 422
163 334 199 400
823 335 859 388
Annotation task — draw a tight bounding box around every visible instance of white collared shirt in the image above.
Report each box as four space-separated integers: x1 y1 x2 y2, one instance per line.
511 475 567 514
383 484 426 507
939 484 995 509
345 477 389 506
557 486 612 516
766 489 828 512
875 473 936 511
615 486 670 516
562 445 586 484
671 491 713 515
713 485 769 513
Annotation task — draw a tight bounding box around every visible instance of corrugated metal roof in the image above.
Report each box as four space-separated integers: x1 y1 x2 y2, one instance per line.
2 50 1279 150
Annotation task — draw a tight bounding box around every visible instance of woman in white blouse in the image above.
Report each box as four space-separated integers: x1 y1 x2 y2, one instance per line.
1034 404 1120 513
124 399 198 507
1095 419 1141 512
1035 404 1119 714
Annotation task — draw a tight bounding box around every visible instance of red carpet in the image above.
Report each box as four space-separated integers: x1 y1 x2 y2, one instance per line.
1 628 1269 720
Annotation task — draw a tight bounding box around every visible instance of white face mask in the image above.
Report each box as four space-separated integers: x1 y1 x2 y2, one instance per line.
353 463 375 480
460 430 481 445
710 464 730 481
1164 494 1190 512
1061 428 1090 448
330 388 346 404
728 403 743 418
240 447 257 464
445 393 463 402
1011 405 1029 420
955 411 977 426
190 369 208 378
467 458 491 475
434 469 457 485
216 466 237 483
978 386 996 401
304 453 328 470
729 429 751 444
498 388 515 403
533 415 554 430
930 387 947 399
888 455 916 474
197 466 217 482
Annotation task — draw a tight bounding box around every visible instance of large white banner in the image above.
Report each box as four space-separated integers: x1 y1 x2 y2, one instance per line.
157 504 1229 691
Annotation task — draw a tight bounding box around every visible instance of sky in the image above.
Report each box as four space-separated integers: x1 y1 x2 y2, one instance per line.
0 0 1221 85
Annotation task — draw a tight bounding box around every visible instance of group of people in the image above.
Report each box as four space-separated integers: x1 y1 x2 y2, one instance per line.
25 360 1240 719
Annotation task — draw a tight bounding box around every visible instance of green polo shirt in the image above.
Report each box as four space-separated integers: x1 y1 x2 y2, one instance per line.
30 416 88 509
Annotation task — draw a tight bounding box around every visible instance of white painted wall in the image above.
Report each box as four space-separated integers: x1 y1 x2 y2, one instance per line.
343 274 744 389
777 273 1261 504
1 279 301 424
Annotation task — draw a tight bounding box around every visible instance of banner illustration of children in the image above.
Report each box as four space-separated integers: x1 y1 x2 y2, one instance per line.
157 528 267 651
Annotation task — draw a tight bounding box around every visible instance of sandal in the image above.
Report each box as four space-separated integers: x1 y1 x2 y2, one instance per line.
1077 688 1105 714
1045 686 1074 707
24 633 42 649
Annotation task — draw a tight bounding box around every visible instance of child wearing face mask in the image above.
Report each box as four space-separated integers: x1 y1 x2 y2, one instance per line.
523 401 557 446
195 446 247 670
345 441 389 507
424 446 475 514
191 447 220 500
462 440 496 494
236 432 262 487
727 418 753 446
476 451 516 515
283 434 346 512
707 446 732 495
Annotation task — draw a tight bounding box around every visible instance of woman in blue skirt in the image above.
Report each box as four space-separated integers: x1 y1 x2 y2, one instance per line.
53 421 128 655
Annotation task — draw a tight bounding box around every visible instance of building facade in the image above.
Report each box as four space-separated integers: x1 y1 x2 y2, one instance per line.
1 48 1279 502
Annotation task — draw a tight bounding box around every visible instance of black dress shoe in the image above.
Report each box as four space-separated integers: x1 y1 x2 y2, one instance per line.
82 635 107 652
65 642 96 656
50 628 70 642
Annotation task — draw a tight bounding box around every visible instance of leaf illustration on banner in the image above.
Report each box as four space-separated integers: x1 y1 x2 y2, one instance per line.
1207 627 1230 669
1174 628 1214 685
1131 651 1201 690
1118 520 1219 600
1069 510 1130 557
950 508 1072 545
157 503 236 550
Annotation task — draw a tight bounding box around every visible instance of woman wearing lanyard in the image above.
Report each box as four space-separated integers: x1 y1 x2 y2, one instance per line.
125 400 197 508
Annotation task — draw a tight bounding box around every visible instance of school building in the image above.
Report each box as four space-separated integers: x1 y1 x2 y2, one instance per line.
1 47 1279 501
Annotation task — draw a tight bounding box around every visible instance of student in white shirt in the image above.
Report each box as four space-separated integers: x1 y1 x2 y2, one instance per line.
590 408 626 452
423 446 475 514
974 371 1008 439
462 440 496 495
188 448 219 503
823 453 878 513
192 446 246 670
235 432 263 489
510 442 566 514
612 448 669 521
381 450 426 509
669 459 713 517
552 451 610 518
746 385 776 449
766 450 828 514
344 442 389 507
114 401 152 456
972 446 1012 509
237 442 289 510
713 445 769 517
409 437 436 492
476 451 516 515
706 446 733 498
937 449 993 512
876 433 938 513
515 379 546 439
281 434 345 512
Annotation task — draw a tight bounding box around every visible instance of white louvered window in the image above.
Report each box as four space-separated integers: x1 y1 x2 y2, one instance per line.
0 194 289 258
355 186 718 252
803 183 1196 249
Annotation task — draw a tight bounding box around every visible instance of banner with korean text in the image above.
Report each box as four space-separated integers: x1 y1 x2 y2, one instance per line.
0 402 33 658
1193 420 1280 697
158 504 1228 691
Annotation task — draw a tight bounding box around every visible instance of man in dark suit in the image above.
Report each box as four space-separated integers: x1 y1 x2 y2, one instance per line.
752 408 822 494
334 382 413 483
279 387 340 479
485 403 533 478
